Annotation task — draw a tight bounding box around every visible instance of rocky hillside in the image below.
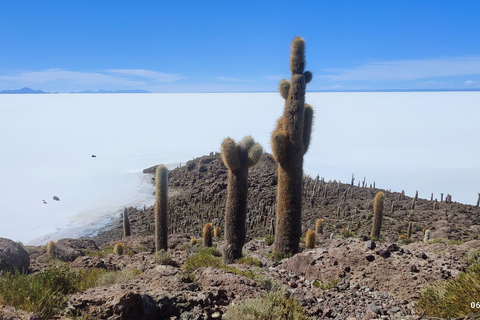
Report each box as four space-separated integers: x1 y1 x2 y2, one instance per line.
93 152 480 247
2 152 480 320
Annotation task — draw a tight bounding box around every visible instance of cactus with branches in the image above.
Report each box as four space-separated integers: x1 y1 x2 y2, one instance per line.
221 136 262 262
272 37 314 255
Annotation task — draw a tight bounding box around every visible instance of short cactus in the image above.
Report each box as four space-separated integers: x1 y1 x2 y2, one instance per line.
407 221 413 238
46 240 56 258
370 191 385 239
113 243 124 255
315 218 324 234
203 223 213 247
305 230 316 249
221 136 263 263
424 229 431 243
214 226 221 238
272 37 314 256
155 165 168 252
190 237 197 246
123 207 131 238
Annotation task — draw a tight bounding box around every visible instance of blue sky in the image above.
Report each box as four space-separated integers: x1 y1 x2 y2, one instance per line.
1 1 479 92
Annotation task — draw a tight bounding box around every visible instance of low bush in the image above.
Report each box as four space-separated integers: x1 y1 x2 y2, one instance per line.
224 287 310 320
416 263 480 317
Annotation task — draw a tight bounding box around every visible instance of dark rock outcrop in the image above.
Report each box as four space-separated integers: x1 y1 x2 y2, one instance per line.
0 237 30 273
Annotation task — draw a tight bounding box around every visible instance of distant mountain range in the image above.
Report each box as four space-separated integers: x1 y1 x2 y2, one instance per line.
73 89 151 93
0 87 48 94
0 87 150 94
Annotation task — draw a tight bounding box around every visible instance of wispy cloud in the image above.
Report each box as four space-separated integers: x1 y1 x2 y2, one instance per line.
321 56 480 81
217 76 255 82
107 69 185 82
465 80 479 86
0 68 185 88
264 75 285 81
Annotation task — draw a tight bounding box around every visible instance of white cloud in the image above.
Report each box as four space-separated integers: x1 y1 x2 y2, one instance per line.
264 75 285 81
321 56 480 81
465 80 479 86
106 69 185 82
217 76 255 82
0 68 184 88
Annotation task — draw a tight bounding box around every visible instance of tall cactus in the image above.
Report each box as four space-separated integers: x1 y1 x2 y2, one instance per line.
221 136 263 263
370 191 385 239
272 37 314 255
155 164 168 252
123 207 131 238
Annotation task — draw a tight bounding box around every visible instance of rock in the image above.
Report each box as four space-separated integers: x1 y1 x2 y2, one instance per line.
0 237 30 273
376 248 391 258
364 253 375 262
365 240 376 250
367 302 380 314
57 238 99 252
386 243 399 252
69 256 107 270
416 251 428 259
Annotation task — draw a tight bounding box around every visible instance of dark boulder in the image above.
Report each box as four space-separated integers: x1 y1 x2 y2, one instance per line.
0 237 30 273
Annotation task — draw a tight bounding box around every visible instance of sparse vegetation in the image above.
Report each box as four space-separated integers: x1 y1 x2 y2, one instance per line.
417 263 480 317
224 286 310 320
312 279 339 290
264 234 275 246
0 267 141 319
154 249 174 265
237 256 262 267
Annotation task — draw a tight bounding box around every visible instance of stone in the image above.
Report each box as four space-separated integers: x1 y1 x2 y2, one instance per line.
367 302 380 314
386 243 399 252
376 248 391 258
0 237 30 273
364 253 375 262
365 240 376 250
416 251 428 259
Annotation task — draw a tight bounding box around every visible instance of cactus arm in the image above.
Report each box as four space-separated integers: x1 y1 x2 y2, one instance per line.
271 130 289 165
221 138 241 172
303 103 313 155
304 71 313 84
246 143 263 168
279 79 290 100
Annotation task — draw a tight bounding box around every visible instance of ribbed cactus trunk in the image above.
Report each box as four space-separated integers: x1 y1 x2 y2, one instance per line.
123 207 131 238
221 136 262 263
272 37 313 255
370 191 385 239
407 221 413 238
155 165 168 252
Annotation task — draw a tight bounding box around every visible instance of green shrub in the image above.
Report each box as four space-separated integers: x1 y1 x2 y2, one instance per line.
312 279 339 290
237 256 263 267
224 288 310 320
0 267 142 319
416 263 480 317
154 249 174 265
429 238 463 245
183 248 224 274
265 235 275 246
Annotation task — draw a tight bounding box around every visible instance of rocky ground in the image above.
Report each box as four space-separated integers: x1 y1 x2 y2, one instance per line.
2 152 480 320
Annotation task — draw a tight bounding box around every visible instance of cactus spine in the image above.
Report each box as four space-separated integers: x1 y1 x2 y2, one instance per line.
370 191 385 239
123 207 131 238
271 37 313 255
305 230 316 249
203 223 213 247
155 165 168 252
221 136 263 263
